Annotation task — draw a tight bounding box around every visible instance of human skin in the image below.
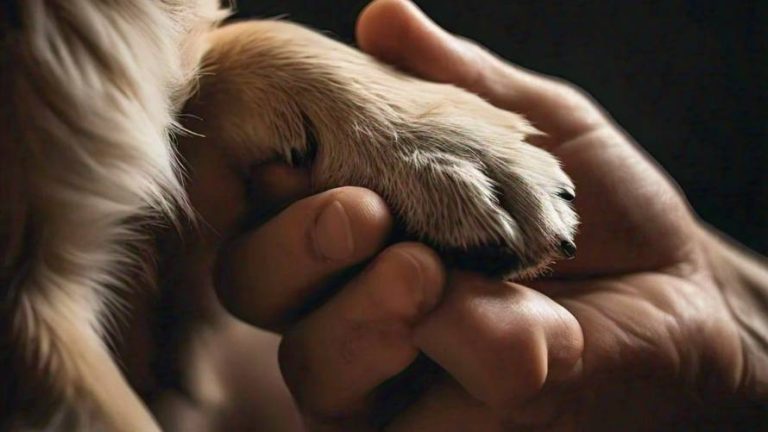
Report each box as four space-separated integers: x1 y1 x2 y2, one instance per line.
181 0 768 430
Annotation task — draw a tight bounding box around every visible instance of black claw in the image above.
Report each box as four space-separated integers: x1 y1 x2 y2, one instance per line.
560 240 577 259
557 188 576 202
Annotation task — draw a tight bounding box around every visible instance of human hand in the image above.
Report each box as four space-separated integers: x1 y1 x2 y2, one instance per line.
211 173 449 431
146 138 447 431
217 0 768 429
350 0 765 429
197 0 766 429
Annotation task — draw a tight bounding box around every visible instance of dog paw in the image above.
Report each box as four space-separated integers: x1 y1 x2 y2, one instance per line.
318 107 578 278
189 21 578 278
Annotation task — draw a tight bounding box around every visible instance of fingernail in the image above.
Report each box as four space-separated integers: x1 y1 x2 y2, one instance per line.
557 188 575 202
313 200 355 261
393 248 443 315
396 249 425 291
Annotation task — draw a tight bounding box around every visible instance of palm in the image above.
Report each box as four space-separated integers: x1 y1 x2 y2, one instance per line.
358 30 743 425
527 126 741 429
549 128 698 276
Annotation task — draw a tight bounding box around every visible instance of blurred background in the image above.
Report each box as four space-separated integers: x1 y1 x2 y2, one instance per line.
236 1 767 255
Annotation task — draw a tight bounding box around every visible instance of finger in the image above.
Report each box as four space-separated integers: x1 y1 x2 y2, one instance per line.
279 243 445 420
182 136 312 239
215 187 393 328
412 272 583 422
357 0 490 94
356 0 605 143
182 138 248 237
248 162 312 221
387 380 505 432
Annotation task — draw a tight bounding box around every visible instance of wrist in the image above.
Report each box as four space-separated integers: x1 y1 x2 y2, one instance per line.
700 226 768 399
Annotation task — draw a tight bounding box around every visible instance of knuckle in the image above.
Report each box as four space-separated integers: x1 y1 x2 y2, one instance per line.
457 290 549 408
558 81 590 102
368 244 443 321
486 331 548 409
552 82 605 128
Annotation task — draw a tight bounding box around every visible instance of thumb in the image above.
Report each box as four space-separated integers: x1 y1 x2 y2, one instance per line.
356 0 492 93
356 0 606 143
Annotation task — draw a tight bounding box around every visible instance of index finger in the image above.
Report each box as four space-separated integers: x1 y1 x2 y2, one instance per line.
356 0 607 145
215 187 394 330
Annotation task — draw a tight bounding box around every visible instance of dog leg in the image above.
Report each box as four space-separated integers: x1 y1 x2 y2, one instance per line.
184 21 578 278
0 0 223 429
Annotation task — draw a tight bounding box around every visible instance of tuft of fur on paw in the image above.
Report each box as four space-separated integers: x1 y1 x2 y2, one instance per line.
186 20 579 279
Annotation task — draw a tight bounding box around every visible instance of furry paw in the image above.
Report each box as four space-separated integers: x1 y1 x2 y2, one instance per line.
331 109 579 278
190 21 578 278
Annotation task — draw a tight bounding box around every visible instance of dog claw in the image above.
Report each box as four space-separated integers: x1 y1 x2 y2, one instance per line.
557 188 575 202
560 240 577 259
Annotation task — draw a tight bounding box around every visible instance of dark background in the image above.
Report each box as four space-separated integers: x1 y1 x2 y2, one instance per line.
236 1 767 255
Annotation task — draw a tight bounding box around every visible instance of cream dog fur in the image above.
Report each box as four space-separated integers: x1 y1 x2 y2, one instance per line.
0 1 576 430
